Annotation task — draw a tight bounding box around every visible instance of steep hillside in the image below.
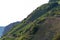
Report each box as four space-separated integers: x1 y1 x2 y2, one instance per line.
1 0 60 40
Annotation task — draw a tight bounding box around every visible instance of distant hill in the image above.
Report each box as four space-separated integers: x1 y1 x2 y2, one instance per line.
3 21 20 35
0 27 4 38
1 0 60 40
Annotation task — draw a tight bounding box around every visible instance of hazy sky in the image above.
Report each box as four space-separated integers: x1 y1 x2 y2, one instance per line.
0 0 49 26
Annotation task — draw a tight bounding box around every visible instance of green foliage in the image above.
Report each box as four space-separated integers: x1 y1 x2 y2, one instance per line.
1 0 60 40
52 33 60 40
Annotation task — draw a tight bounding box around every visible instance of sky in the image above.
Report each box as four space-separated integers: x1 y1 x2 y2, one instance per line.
0 0 49 26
